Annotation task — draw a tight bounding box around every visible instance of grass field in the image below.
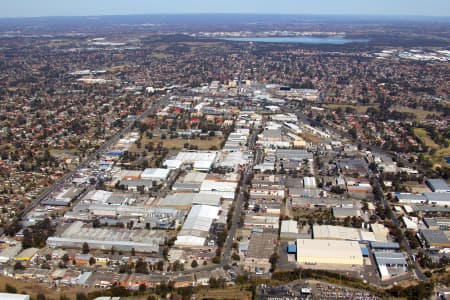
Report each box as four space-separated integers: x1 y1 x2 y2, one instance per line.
414 128 450 168
323 104 377 114
151 53 172 59
413 128 440 149
390 106 440 120
292 207 333 221
0 275 99 300
49 148 79 156
301 132 323 144
432 145 450 167
130 136 224 153
195 286 252 300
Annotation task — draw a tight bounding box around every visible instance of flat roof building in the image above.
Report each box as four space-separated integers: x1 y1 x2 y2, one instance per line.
141 168 171 181
15 247 39 262
370 223 389 243
47 221 164 253
303 177 316 189
420 229 450 249
171 151 219 172
373 251 408 280
426 179 450 193
244 230 277 273
276 149 313 161
244 215 280 229
374 251 407 267
175 205 220 247
0 244 22 264
370 241 400 251
423 218 450 230
313 225 375 242
280 220 299 240
395 193 427 204
163 159 183 170
424 192 450 206
296 239 363 268
0 293 30 300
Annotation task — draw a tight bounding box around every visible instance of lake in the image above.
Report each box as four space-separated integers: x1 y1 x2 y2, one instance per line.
221 36 369 44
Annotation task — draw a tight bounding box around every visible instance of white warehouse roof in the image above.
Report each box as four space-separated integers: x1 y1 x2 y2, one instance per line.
296 239 363 266
175 151 218 163
281 220 298 234
84 190 113 203
175 205 220 247
200 180 238 192
0 293 30 300
313 225 360 241
193 160 214 171
141 168 170 181
163 159 183 169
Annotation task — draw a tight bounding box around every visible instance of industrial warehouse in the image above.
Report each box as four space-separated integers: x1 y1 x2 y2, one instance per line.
47 221 164 253
296 239 364 269
174 205 221 247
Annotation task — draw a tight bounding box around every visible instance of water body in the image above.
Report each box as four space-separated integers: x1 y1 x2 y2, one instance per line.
221 36 369 44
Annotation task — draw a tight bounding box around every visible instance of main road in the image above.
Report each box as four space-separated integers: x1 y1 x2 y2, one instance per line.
373 177 427 282
221 129 258 268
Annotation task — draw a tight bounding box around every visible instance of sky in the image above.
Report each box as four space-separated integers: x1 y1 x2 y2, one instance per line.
1 0 450 18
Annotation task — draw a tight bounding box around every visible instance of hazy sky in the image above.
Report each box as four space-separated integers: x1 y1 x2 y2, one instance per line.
2 0 450 18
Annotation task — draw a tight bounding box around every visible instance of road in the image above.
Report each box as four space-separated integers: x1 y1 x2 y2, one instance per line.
220 46 253 267
221 129 258 268
17 95 170 222
318 58 330 103
373 177 427 282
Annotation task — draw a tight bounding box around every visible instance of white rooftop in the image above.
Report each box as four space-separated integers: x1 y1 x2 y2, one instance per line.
175 151 218 163
281 220 298 234
84 190 112 203
141 168 170 180
163 160 183 169
175 205 220 247
0 293 30 300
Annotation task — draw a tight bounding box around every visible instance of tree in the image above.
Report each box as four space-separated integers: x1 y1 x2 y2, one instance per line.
5 283 17 294
75 294 88 300
269 253 279 272
37 294 46 300
212 256 220 264
82 242 89 254
22 229 33 249
13 262 24 270
343 216 351 227
178 286 194 300
190 260 198 268
131 248 136 256
89 257 96 265
135 258 149 274
139 283 147 293
108 285 130 297
235 275 248 285
157 260 164 271
92 218 100 228
62 253 70 264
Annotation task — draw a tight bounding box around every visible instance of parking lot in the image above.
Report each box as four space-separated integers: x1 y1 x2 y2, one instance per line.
258 280 381 300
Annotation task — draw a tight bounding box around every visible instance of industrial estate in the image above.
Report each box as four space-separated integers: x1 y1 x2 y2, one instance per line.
0 11 449 300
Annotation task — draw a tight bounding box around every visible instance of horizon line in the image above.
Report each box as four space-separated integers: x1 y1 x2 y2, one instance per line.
1 12 450 20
